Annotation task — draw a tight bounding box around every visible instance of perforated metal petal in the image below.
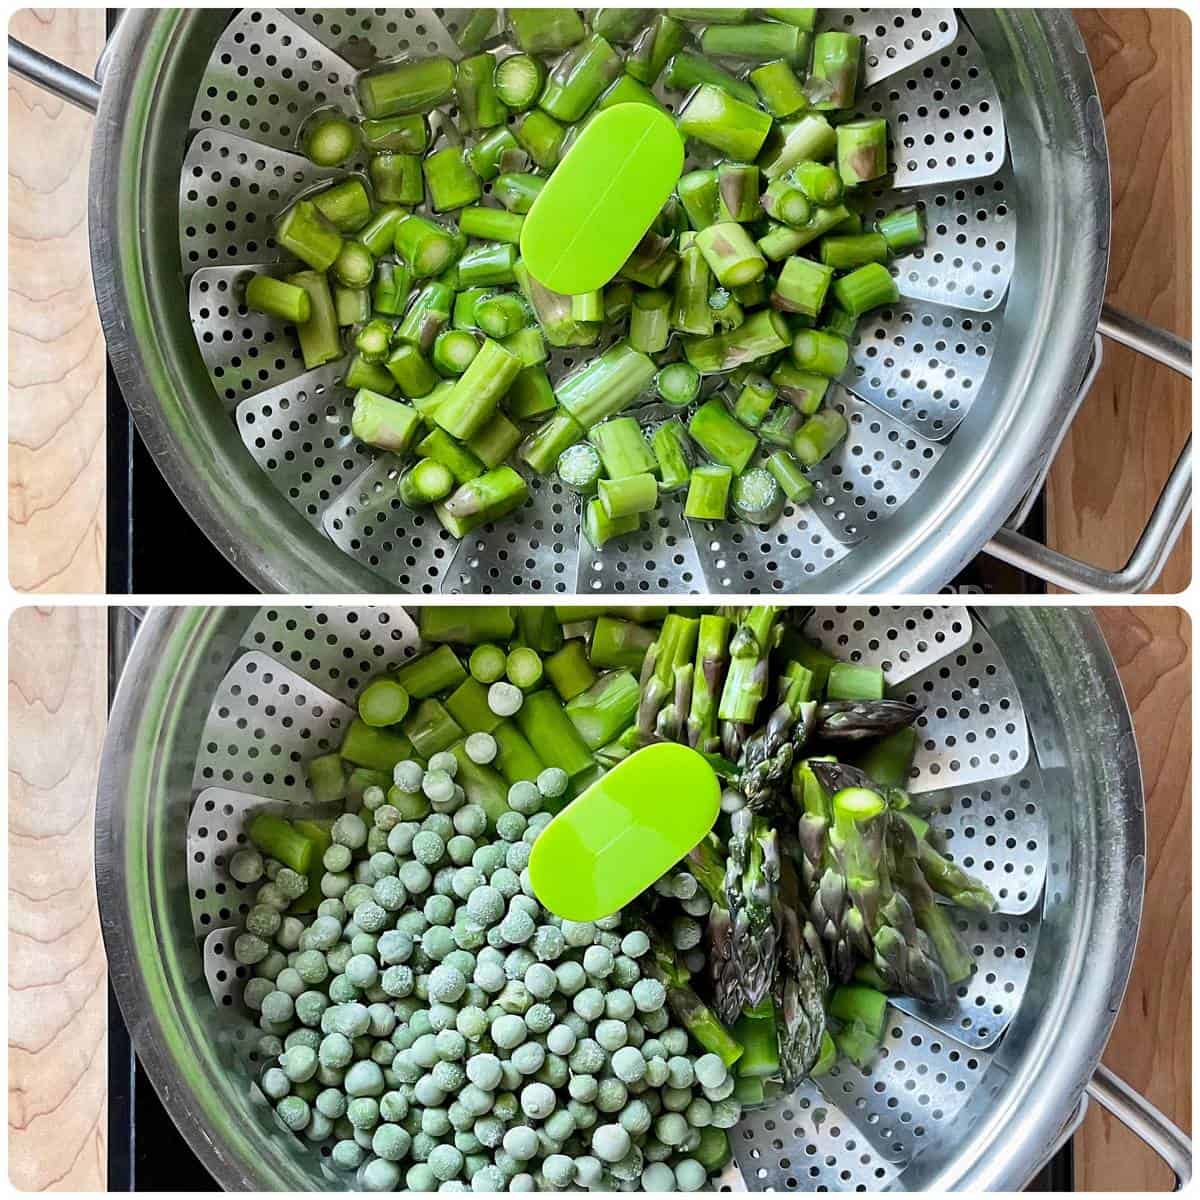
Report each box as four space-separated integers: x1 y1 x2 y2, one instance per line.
444 472 578 595
805 388 946 543
188 788 273 936
578 490 708 595
239 605 422 705
204 926 251 1011
288 6 461 63
235 359 373 525
321 456 461 593
855 23 1007 189
863 165 1016 314
845 300 1001 441
823 9 959 86
734 1079 901 1191
890 911 1039 1049
690 505 851 592
188 9 362 153
803 605 973 684
921 760 1050 916
192 652 355 801
816 1010 993 1165
180 130 341 271
901 623 1031 794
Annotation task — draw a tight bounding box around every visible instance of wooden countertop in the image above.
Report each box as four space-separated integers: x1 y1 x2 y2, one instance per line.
4 10 1190 594
6 604 1190 1190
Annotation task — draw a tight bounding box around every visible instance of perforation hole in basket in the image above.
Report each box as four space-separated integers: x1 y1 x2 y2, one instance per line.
806 390 944 540
203 927 249 1008
291 7 461 61
322 457 459 591
240 606 421 704
447 475 575 594
804 605 972 682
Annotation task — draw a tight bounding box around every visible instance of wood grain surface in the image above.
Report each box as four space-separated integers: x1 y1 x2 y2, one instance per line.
1051 12 1192 594
1078 606 1192 1190
8 607 108 1190
8 9 107 593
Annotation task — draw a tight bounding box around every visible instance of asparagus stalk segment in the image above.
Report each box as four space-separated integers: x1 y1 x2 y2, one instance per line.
358 56 456 117
652 418 693 492
435 466 530 537
676 83 773 161
539 32 623 122
684 464 733 521
688 398 759 474
807 31 863 110
434 338 522 440
287 271 342 368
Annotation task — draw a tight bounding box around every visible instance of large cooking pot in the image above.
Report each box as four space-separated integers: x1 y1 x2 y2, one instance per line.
96 605 1190 1189
8 11 1191 594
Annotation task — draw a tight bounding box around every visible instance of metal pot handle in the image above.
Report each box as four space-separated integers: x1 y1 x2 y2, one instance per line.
1086 1063 1192 1189
8 35 102 113
985 306 1192 593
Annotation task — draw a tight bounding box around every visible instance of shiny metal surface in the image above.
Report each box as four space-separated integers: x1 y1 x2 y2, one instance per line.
7 34 102 111
77 9 1156 593
97 605 1158 1190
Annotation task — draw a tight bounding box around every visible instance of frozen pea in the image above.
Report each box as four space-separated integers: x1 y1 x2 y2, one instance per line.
655 1111 688 1146
612 1045 647 1084
422 925 456 961
464 732 498 765
393 761 425 794
371 1121 412 1163
414 1074 448 1108
535 766 568 799
411 829 446 865
435 1027 467 1061
345 954 379 990
374 804 402 833
573 987 605 1022
525 1002 555 1035
234 933 269 965
428 1143 464 1182
498 908 535 945
675 1158 707 1191
466 885 505 926
530 924 566 962
511 1040 545 1076
472 1164 506 1192
345 1059 385 1097
667 1056 695 1089
495 810 527 842
280 1044 318 1083
453 1006 486 1041
488 681 523 717
569 1074 598 1105
275 1095 310 1131
503 1125 539 1161
369 851 398 880
595 1018 628 1052
506 780 542 815
506 841 533 873
694 1052 728 1090
491 1013 527 1050
543 1153 575 1188
663 1085 693 1112
474 960 506 993
261 990 294 1024
261 1067 291 1101
447 834 477 866
466 1052 503 1090
547 1024 577 1056
704 1074 736 1101
576 1156 604 1188
373 875 407 911
346 1095 380 1130
593 1123 632 1163
524 962 557 999
544 1109 576 1143
569 1038 606 1075
452 866 485 899
421 769 456 806
459 1082 494 1117
332 812 368 849
562 920 595 948
387 822 420 857
642 1161 676 1190
520 1081 556 1119
597 1077 629 1113
378 929 414 966
645 1057 670 1088
555 961 587 996
632 977 666 1013
427 750 459 778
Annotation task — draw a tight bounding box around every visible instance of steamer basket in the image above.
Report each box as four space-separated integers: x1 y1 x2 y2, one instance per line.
97 605 1190 1190
10 10 1192 594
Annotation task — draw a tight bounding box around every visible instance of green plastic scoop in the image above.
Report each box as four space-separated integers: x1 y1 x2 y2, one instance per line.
528 743 720 921
519 103 685 295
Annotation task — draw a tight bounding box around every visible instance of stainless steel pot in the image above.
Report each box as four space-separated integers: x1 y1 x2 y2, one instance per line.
9 11 1192 594
96 605 1190 1189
